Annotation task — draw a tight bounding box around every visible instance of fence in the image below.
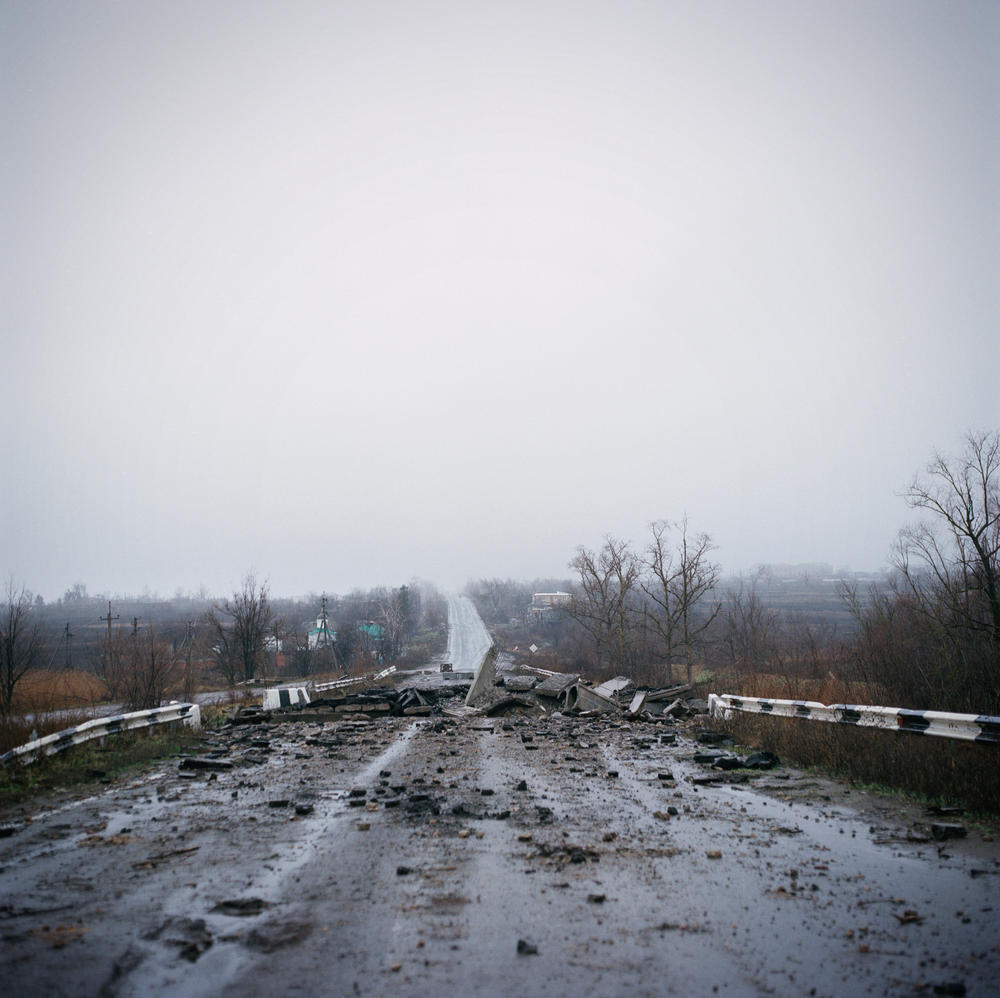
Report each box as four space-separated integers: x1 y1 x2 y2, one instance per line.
1 702 202 766
708 693 1000 744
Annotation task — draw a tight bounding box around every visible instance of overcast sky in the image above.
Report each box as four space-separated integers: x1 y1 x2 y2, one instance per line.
2 0 997 601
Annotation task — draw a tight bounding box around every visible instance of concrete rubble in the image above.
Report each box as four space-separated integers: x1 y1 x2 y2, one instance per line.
244 683 472 726
255 662 708 731
473 658 704 725
3 656 997 998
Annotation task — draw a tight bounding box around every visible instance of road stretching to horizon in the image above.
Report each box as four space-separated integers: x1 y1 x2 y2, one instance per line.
1 598 998 997
444 593 492 673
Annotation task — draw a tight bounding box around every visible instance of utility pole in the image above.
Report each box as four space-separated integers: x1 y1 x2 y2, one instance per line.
64 622 74 669
100 601 119 646
100 600 120 672
184 619 195 702
320 594 330 649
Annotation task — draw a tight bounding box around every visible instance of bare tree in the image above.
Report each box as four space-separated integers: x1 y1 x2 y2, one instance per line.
377 588 406 662
897 430 1000 659
721 577 782 677
642 518 721 684
119 626 176 711
182 620 197 702
642 521 683 681
868 430 1000 710
205 574 273 686
97 629 129 703
1 581 42 718
566 536 640 670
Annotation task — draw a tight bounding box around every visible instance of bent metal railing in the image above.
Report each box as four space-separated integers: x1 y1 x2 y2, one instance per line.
1 702 202 766
708 693 1000 744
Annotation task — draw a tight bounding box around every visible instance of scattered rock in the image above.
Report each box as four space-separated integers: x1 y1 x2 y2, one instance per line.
211 898 271 917
695 731 732 746
742 751 779 770
931 823 967 842
178 757 234 772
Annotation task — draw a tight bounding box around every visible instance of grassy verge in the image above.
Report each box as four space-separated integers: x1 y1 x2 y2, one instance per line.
711 712 1000 816
0 718 218 811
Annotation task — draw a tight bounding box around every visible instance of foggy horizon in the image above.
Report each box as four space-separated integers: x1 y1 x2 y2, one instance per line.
3 2 997 605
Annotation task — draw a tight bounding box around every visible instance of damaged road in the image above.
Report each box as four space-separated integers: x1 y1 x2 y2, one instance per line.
2 703 999 997
2 597 999 996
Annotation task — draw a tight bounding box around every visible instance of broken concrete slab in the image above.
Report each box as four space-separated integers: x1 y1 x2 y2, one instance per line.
466 645 499 706
484 697 544 718
594 676 635 698
646 684 692 702
627 691 648 716
501 675 540 693
559 684 620 714
533 673 581 698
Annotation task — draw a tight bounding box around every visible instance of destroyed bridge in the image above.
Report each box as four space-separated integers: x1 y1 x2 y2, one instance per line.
1 595 997 996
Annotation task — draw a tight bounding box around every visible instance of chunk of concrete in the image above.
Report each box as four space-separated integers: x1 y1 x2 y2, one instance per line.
627 691 648 716
559 683 620 714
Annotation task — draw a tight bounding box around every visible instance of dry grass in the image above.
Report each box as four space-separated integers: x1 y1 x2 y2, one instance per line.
2 670 112 756
0 711 93 756
712 671 895 707
11 669 109 714
711 710 1000 815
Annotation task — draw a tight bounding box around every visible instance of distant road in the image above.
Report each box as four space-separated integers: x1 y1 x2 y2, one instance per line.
444 593 492 673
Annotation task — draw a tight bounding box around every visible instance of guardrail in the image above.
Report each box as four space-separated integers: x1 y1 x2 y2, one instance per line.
312 665 397 695
1 702 202 766
261 687 311 710
708 693 1000 744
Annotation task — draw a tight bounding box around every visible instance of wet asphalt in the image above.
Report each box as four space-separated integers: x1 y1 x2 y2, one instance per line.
2 706 998 997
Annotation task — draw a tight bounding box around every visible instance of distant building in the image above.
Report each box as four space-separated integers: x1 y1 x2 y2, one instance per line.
358 621 385 641
531 592 572 609
528 591 572 621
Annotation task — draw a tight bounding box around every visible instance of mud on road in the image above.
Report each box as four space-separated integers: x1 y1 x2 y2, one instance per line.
2 709 998 997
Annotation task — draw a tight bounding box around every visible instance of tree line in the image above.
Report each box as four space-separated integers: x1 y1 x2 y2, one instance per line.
0 576 447 716
4 430 997 717
468 430 999 713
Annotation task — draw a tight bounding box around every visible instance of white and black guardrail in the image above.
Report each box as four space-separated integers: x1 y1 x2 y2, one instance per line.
311 665 397 696
708 693 1000 745
261 687 311 710
1 702 202 766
